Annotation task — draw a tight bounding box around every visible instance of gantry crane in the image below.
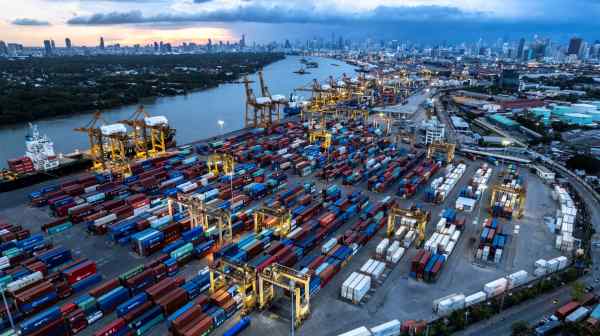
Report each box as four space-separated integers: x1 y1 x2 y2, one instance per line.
167 193 233 246
387 204 430 245
258 263 311 328
427 142 456 164
74 111 106 171
254 206 292 237
308 116 332 150
490 184 526 219
210 259 257 315
207 153 235 177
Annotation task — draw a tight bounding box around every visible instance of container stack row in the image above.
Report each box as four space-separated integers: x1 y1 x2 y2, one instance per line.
553 185 576 253
424 163 466 203
397 160 440 199
475 218 508 264
455 163 492 212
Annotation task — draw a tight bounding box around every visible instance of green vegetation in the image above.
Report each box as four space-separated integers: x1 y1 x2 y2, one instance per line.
511 321 531 336
0 53 284 124
566 154 600 174
571 281 586 302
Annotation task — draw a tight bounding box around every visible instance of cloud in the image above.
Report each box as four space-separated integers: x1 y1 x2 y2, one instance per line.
193 0 215 3
12 18 51 26
67 4 486 25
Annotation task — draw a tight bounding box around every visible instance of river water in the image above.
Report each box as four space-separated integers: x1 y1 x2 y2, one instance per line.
0 56 355 168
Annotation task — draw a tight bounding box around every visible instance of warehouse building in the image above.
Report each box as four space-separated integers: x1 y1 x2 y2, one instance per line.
487 114 520 130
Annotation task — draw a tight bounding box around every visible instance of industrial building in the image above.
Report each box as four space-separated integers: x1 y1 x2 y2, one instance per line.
487 114 520 130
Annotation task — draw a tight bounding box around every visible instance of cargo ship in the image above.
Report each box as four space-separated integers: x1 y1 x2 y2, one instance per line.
0 124 92 192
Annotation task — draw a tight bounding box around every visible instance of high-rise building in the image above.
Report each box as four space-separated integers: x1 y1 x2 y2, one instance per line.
567 37 583 55
43 40 52 56
240 34 246 48
516 38 525 60
65 38 72 49
0 41 8 55
99 37 105 49
50 40 56 50
284 39 291 49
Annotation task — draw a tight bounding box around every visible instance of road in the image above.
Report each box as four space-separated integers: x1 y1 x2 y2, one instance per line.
455 286 572 336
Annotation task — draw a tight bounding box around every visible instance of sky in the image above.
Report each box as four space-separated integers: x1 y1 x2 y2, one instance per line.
1 0 600 47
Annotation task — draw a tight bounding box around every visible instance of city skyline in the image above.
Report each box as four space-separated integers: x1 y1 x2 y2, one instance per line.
2 0 600 47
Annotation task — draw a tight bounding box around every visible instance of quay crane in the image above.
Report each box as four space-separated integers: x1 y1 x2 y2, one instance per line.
74 111 106 172
258 69 288 123
119 105 175 160
75 112 131 175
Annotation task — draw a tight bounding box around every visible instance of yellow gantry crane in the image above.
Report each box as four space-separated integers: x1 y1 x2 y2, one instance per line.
119 106 150 160
427 142 456 164
258 263 311 328
207 153 235 177
387 205 431 245
74 111 106 171
254 206 292 237
308 117 332 150
489 184 527 219
209 259 257 315
167 193 233 245
75 112 131 175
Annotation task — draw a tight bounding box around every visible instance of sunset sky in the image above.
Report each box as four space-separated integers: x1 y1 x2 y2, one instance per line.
2 0 599 47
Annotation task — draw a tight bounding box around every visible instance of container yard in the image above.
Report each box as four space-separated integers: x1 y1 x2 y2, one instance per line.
0 98 567 336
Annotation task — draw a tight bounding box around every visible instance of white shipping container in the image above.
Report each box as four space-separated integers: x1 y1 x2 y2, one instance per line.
483 278 508 298
376 239 390 256
6 271 43 293
507 270 528 289
338 326 372 336
370 320 401 336
465 291 487 307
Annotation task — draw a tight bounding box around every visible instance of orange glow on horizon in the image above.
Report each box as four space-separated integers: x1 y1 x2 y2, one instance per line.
0 22 237 47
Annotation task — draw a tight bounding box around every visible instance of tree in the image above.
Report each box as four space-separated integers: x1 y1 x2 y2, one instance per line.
571 281 586 301
566 154 600 175
448 310 466 331
511 321 530 336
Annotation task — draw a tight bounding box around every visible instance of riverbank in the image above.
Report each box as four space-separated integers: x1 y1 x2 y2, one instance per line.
0 52 284 125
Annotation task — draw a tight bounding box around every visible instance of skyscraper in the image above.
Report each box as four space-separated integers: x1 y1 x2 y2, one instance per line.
567 37 583 55
516 38 525 60
240 34 246 48
65 38 72 49
50 40 56 50
0 41 8 56
100 37 105 49
43 40 52 56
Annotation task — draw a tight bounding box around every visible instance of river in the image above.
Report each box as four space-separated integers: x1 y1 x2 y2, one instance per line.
0 56 355 168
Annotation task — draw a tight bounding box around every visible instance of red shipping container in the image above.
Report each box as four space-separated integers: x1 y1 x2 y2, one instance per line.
94 318 127 336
